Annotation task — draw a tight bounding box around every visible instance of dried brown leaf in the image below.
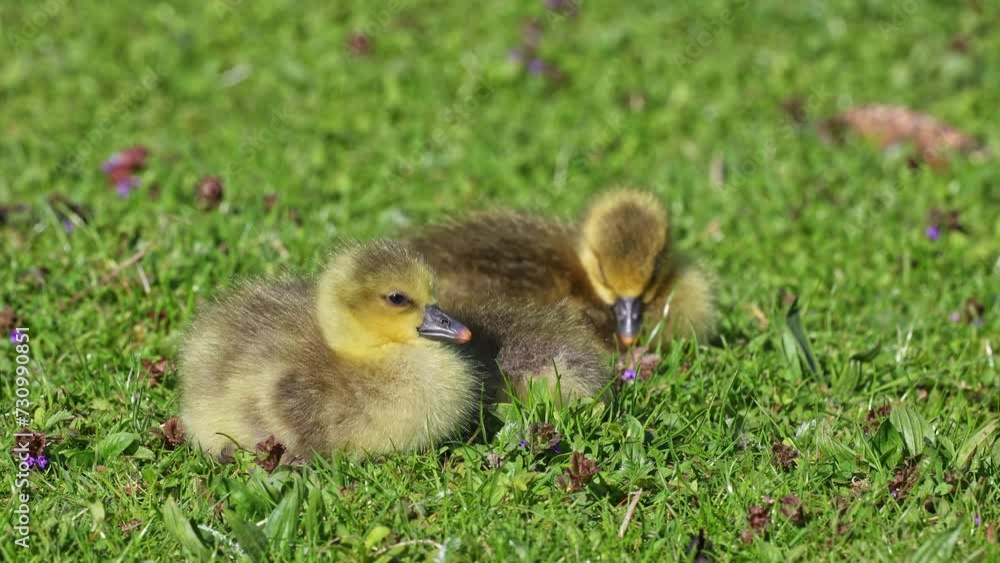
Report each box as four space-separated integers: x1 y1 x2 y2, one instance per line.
822 104 985 167
779 494 806 526
255 434 286 473
771 441 800 471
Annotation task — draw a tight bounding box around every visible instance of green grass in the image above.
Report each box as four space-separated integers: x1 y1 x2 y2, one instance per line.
2 0 998 560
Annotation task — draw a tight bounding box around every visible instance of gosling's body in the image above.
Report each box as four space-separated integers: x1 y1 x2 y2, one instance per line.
408 190 719 348
180 242 477 461
453 299 610 403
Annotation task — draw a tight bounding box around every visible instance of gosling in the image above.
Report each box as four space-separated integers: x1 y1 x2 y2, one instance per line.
179 241 477 462
407 189 718 348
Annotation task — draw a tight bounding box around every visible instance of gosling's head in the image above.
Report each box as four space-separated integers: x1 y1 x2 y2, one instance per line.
577 189 669 346
318 241 472 352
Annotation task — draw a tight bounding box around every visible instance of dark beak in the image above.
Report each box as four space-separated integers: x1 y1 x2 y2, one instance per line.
613 297 642 346
417 304 472 344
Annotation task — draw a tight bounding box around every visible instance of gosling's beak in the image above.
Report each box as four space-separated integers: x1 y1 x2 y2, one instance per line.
613 297 642 346
417 304 472 344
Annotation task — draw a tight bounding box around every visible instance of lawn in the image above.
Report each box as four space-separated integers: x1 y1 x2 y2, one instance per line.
1 0 998 560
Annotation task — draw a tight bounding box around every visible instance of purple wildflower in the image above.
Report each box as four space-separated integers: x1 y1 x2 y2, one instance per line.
621 369 637 382
949 311 961 323
892 490 899 498
527 59 546 75
10 329 23 344
519 439 529 448
101 154 122 173
25 455 47 469
551 444 561 453
925 224 941 241
116 176 140 198
975 514 982 526
63 219 75 233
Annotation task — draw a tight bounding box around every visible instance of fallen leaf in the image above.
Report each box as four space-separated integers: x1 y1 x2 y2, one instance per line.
888 460 919 502
11 428 47 460
158 417 186 449
779 494 805 526
747 505 771 535
556 451 599 492
0 306 18 333
820 104 985 168
771 441 800 471
142 358 173 387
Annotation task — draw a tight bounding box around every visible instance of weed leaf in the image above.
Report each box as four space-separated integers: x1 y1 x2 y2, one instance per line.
889 406 934 456
954 419 998 469
785 297 818 374
910 526 960 563
224 509 268 562
95 432 138 462
161 497 210 558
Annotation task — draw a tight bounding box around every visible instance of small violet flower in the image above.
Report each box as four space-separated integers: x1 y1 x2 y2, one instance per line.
621 369 636 382
116 176 140 198
975 514 981 526
10 329 23 344
949 311 961 323
551 444 561 454
518 439 529 448
925 224 941 241
63 219 75 233
527 58 546 75
101 154 122 173
27 455 48 469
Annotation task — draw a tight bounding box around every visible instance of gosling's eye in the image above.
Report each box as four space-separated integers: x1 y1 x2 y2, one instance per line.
386 292 411 307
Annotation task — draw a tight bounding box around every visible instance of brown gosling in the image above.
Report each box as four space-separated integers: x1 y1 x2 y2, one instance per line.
407 189 719 348
179 240 477 462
